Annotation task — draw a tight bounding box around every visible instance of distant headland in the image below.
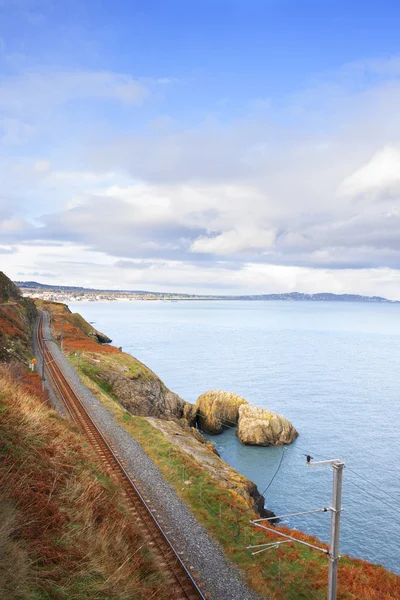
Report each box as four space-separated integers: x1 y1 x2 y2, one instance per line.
15 280 398 304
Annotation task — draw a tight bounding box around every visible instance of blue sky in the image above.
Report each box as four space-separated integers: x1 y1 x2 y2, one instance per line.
1 0 400 296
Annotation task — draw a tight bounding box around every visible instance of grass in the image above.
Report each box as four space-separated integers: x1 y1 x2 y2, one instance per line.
0 362 176 600
69 349 156 384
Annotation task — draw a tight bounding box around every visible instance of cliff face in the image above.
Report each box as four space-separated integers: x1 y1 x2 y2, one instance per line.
0 272 37 363
0 271 22 302
86 352 187 420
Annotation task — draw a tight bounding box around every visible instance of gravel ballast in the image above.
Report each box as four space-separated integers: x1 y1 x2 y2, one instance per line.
36 316 263 600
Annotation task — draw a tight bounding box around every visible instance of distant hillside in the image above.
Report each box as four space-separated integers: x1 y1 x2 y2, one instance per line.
15 280 153 294
14 279 397 303
250 292 395 303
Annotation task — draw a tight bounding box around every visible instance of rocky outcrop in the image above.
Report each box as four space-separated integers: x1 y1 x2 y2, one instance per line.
147 417 275 519
237 404 298 446
105 370 185 420
92 329 112 344
0 272 37 363
80 351 187 420
0 271 22 302
69 313 112 344
196 390 248 434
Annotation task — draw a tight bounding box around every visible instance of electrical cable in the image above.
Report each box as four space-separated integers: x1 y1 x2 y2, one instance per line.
345 478 400 517
346 467 400 504
259 446 286 497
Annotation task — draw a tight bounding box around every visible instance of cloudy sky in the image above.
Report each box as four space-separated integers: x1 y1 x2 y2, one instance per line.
1 0 400 297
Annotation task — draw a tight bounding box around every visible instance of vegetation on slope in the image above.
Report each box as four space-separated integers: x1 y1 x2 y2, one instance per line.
0 273 37 363
0 271 22 302
0 362 173 600
34 300 112 348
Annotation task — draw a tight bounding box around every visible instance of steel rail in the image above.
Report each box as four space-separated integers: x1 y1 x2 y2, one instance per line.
36 312 207 600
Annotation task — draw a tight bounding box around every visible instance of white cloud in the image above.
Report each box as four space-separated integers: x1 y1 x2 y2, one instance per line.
4 242 400 299
190 228 276 254
2 55 400 296
338 146 400 198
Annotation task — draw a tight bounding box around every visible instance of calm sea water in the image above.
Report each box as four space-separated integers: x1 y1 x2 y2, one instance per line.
70 300 400 574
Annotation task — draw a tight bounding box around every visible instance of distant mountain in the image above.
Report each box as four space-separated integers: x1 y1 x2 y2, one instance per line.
14 280 397 303
15 281 89 291
244 292 395 303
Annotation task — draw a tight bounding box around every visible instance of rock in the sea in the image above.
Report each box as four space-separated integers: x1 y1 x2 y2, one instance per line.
237 404 298 446
196 390 248 434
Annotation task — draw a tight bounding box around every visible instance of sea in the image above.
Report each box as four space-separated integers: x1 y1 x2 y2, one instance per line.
69 300 400 574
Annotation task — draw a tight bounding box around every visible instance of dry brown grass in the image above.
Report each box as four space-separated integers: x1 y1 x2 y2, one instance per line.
50 311 119 354
0 362 174 600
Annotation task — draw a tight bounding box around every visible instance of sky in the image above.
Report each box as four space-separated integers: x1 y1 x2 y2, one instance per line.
1 0 400 297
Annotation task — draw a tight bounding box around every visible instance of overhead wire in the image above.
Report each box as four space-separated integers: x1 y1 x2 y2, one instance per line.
345 466 400 503
345 478 400 517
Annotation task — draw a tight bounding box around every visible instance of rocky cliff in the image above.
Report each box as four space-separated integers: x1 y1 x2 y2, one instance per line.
237 404 298 446
0 272 37 363
86 352 187 420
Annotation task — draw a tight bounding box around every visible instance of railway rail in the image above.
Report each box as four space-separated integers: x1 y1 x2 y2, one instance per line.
36 312 208 600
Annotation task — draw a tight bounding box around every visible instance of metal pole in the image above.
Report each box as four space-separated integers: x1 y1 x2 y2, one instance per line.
278 557 281 588
61 318 64 352
41 339 45 391
328 461 344 600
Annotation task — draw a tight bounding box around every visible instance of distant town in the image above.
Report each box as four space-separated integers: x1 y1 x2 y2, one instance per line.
15 281 397 304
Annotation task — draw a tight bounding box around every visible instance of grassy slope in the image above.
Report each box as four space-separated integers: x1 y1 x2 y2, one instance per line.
57 312 400 600
0 276 37 363
0 283 173 600
0 363 173 600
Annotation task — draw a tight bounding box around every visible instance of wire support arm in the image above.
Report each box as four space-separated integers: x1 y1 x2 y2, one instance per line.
252 507 331 523
251 521 329 555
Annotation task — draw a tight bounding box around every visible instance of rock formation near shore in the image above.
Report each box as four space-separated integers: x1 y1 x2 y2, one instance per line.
196 390 248 434
102 365 186 420
148 417 275 519
78 351 191 421
237 404 298 446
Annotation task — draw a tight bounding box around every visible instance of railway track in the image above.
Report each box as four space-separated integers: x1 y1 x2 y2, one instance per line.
36 312 208 600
